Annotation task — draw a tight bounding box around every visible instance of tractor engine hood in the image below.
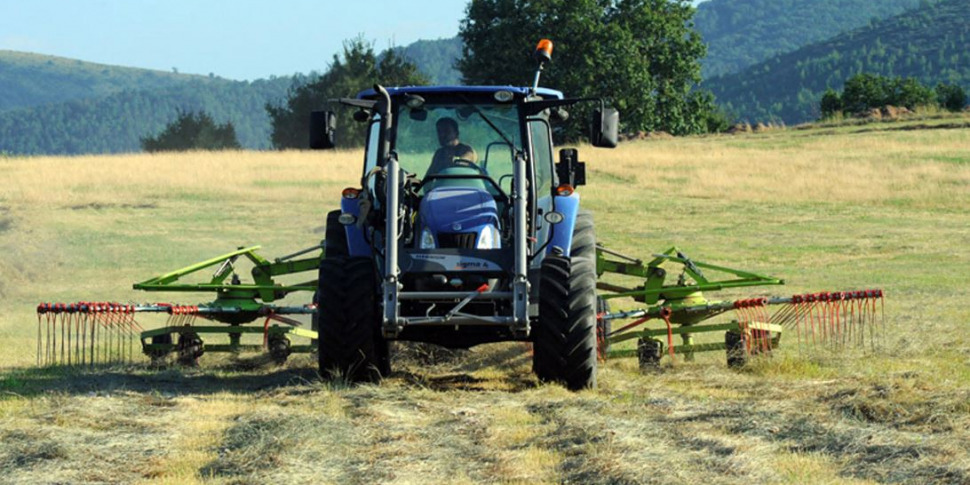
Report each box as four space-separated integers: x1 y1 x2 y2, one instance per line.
419 187 500 246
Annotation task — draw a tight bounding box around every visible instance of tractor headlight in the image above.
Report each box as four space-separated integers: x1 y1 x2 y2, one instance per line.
419 228 436 249
477 225 500 249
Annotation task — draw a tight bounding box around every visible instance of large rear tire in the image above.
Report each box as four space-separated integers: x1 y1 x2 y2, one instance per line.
533 211 598 390
317 256 388 382
313 210 350 347
324 210 349 258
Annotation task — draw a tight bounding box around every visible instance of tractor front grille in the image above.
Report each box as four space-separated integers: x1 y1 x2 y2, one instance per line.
437 232 477 249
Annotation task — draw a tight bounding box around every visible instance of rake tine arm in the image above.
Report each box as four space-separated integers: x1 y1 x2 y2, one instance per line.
134 246 262 288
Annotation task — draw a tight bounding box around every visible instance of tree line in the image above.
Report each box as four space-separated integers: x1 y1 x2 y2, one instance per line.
820 73 967 118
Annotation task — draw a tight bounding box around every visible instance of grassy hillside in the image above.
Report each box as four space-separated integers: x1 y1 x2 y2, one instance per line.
0 50 219 113
0 35 457 155
0 76 294 154
694 0 921 78
1 120 969 482
707 0 970 123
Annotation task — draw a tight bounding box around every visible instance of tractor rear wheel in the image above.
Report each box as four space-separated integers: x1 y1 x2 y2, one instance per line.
313 210 350 348
324 210 349 258
317 256 388 382
533 211 597 390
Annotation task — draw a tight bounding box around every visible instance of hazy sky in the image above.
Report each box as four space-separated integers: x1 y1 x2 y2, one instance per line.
0 0 707 81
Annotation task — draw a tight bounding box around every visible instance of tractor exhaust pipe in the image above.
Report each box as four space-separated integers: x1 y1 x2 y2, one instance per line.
374 84 402 336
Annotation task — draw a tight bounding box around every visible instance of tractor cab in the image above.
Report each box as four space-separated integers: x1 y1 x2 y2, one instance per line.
355 86 564 253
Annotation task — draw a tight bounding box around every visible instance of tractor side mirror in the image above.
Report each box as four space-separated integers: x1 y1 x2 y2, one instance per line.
556 148 586 187
591 108 619 148
309 110 337 149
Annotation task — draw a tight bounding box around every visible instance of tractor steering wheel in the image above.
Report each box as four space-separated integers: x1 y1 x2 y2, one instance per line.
452 158 487 175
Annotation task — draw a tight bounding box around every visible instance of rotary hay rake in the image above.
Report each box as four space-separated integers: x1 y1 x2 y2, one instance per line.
36 244 322 367
33 241 884 370
595 245 885 368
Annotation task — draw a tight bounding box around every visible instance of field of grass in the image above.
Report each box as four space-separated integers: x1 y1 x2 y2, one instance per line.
1 117 969 483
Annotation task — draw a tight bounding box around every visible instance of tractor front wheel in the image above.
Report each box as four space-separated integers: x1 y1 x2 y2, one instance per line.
317 256 389 382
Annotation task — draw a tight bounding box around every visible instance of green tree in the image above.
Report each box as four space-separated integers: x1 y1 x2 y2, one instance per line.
840 73 939 115
267 37 429 149
820 88 843 117
688 90 732 133
140 109 240 152
936 82 967 111
842 73 890 114
458 0 714 137
892 77 935 109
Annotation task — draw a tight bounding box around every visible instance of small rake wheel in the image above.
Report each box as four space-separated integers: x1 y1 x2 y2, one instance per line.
148 333 173 366
268 334 292 365
637 337 663 370
176 329 204 366
725 330 749 368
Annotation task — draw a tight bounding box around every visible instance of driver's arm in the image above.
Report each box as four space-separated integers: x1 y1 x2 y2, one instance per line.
455 144 478 164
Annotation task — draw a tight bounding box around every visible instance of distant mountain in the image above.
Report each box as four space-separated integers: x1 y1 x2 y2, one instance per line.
705 0 970 123
0 55 296 154
694 0 922 78
0 36 464 155
394 37 462 85
384 1 927 85
0 50 222 113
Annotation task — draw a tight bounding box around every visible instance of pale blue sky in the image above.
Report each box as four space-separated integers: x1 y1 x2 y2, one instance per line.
0 0 707 81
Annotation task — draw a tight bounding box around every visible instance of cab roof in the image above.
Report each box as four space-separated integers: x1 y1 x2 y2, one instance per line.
356 85 565 101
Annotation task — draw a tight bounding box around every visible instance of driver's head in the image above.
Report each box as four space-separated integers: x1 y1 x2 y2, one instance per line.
436 117 459 146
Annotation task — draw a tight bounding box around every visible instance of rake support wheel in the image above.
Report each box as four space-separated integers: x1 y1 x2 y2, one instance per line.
268 334 292 365
148 333 173 366
176 329 203 366
637 337 663 370
726 330 749 368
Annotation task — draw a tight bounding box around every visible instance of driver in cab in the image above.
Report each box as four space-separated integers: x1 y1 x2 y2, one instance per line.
426 117 478 177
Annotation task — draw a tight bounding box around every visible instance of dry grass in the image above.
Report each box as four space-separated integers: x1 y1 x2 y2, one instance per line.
1 119 969 483
587 129 970 207
0 149 362 207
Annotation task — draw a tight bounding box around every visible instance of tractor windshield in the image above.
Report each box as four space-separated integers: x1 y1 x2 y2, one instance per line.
394 103 521 195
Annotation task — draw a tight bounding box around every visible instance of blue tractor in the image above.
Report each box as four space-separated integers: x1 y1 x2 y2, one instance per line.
310 40 618 390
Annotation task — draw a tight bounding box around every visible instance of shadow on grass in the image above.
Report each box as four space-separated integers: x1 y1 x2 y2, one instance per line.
2 343 543 397
0 364 321 398
393 343 540 393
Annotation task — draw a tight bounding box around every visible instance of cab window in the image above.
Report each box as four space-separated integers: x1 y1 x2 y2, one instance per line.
529 120 554 190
